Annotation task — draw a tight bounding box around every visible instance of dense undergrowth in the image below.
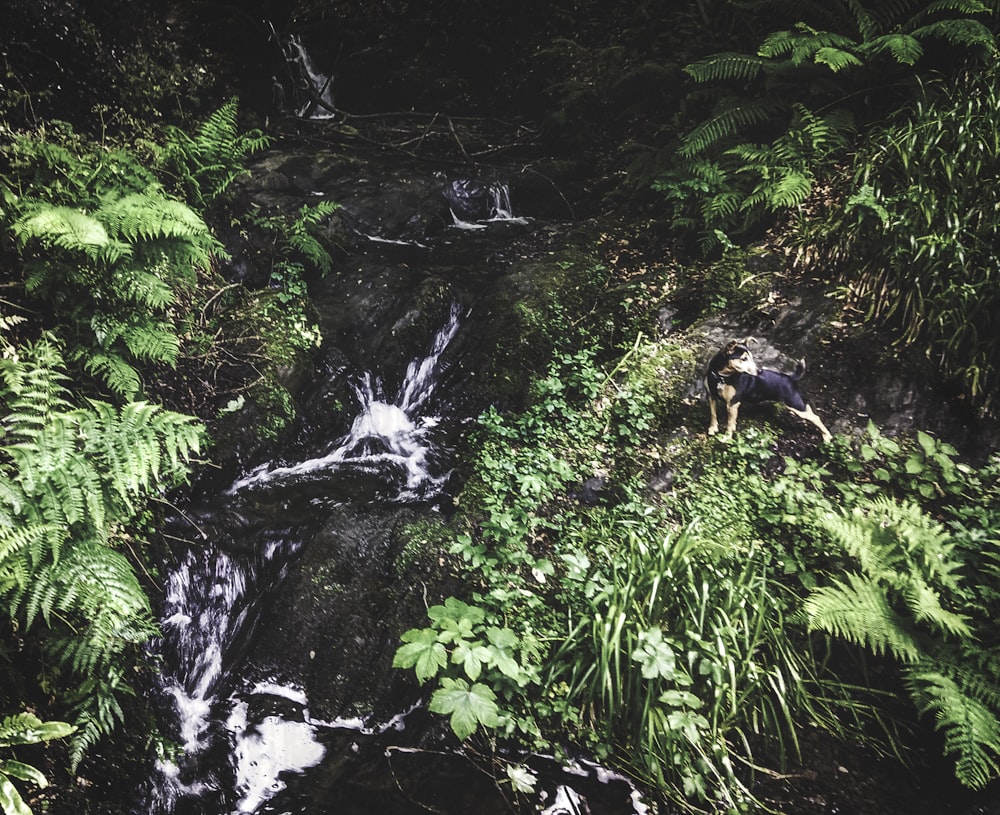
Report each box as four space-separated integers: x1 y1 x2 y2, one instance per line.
395 332 1000 811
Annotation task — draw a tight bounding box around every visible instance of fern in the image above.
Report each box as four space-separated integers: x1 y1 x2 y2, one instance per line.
61 670 134 771
101 192 213 244
0 337 202 768
12 207 109 260
5 116 240 399
805 571 923 661
684 52 767 83
806 496 973 647
813 46 865 71
664 0 999 251
285 202 340 275
910 18 996 50
806 495 1000 787
906 667 1000 789
680 98 790 158
759 24 860 66
82 353 142 400
158 98 272 208
861 32 924 63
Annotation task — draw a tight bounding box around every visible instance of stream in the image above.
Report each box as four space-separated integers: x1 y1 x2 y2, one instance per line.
135 155 643 814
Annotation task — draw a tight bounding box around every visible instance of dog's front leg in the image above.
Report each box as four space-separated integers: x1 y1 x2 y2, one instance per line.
725 401 740 436
707 382 720 435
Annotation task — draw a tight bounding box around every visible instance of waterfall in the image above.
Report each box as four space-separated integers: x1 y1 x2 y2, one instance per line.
147 534 309 814
448 182 529 229
228 302 461 501
285 35 336 120
140 307 464 814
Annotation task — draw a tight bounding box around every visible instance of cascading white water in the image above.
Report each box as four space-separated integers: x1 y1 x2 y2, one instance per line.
228 302 461 501
147 533 314 814
449 182 529 229
286 35 336 119
142 307 464 815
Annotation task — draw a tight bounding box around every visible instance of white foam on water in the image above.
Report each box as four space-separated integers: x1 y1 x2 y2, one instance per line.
232 714 326 813
228 304 461 501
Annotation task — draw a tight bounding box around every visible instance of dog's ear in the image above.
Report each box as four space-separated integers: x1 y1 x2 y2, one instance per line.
724 340 738 354
744 336 758 349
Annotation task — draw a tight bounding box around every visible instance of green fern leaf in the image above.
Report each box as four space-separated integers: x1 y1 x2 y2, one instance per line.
813 47 864 72
861 33 924 64
760 26 859 65
911 19 997 51
83 353 142 399
13 207 109 259
120 323 180 364
904 577 972 638
906 667 1000 789
805 572 922 661
684 52 766 83
680 99 789 157
100 192 209 243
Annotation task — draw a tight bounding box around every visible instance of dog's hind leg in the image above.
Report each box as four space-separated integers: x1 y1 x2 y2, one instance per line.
788 404 832 442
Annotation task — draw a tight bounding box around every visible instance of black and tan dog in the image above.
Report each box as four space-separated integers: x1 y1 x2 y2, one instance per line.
705 339 832 442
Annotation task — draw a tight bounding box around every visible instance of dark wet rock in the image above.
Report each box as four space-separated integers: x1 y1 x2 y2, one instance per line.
244 502 450 721
443 179 492 221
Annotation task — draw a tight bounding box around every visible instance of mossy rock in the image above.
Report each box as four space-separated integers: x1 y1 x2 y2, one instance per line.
467 246 610 410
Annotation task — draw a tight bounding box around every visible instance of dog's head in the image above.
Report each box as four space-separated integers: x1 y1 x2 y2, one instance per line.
718 338 759 376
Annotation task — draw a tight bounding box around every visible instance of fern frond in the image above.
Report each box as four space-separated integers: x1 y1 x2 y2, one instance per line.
50 610 157 677
741 169 814 212
910 19 997 51
158 97 272 206
813 47 864 72
805 572 922 661
844 0 879 41
83 352 142 399
907 1 992 29
0 523 60 572
63 669 133 771
904 576 973 638
120 322 181 364
99 192 211 244
906 667 1000 789
680 98 789 157
25 542 149 629
13 207 109 259
759 26 859 65
684 52 766 83
861 33 924 64
119 268 176 310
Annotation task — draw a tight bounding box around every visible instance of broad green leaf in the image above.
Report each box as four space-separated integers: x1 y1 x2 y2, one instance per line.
0 715 73 748
659 689 703 709
451 641 491 682
631 628 677 680
0 775 31 815
0 760 47 788
485 628 521 678
486 627 517 650
429 678 499 740
393 629 448 684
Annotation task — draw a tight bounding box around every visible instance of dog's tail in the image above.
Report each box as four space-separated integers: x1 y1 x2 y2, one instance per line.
792 358 806 381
